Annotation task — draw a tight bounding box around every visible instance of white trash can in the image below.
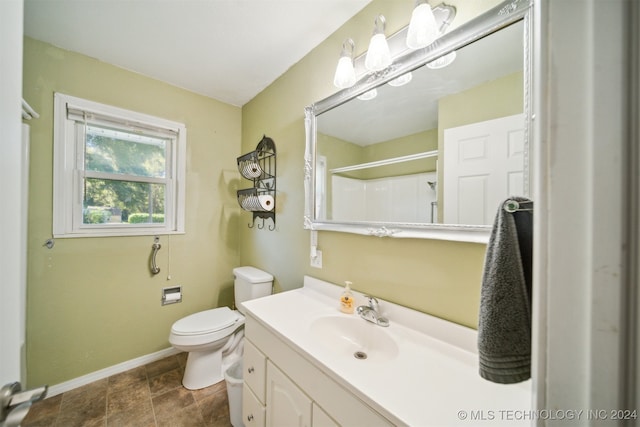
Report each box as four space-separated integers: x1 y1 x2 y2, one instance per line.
225 359 245 427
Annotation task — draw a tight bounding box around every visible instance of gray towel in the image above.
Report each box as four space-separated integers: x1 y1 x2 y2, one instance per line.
478 197 533 384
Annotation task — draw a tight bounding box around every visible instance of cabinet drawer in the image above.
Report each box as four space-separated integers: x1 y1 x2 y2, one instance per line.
244 338 267 402
243 383 266 427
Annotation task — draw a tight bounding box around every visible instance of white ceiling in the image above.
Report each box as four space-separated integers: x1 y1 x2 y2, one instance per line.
24 0 372 107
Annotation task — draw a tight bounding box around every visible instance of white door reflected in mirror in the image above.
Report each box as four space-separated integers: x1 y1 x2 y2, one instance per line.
443 114 525 225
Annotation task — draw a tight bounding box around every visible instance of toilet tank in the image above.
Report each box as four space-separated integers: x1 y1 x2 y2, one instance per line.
233 266 273 314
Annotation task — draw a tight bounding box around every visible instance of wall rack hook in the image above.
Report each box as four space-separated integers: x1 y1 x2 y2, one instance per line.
248 213 275 231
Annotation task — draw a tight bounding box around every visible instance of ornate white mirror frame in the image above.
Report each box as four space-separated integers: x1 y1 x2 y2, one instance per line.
304 0 533 243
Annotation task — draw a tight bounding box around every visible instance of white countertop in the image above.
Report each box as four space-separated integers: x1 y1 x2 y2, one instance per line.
241 275 531 426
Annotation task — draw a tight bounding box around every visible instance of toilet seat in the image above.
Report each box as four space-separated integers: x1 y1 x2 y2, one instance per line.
171 307 237 336
168 307 245 348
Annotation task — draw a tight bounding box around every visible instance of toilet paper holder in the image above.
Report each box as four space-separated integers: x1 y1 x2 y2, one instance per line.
162 286 182 306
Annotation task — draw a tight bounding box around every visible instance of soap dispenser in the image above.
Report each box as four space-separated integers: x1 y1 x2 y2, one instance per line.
340 281 355 314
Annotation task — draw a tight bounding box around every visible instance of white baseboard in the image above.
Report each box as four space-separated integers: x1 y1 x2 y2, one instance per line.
46 347 180 397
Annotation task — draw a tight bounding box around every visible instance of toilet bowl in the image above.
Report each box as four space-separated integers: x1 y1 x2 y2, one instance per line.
169 266 273 390
169 307 244 389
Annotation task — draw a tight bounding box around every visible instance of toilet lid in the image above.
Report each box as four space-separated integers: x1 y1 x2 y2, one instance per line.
171 307 237 336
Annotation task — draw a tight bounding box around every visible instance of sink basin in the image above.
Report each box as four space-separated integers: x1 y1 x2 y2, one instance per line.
309 315 399 362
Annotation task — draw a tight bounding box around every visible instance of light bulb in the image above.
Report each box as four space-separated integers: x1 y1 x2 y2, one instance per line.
388 72 413 87
357 88 377 101
427 51 457 69
333 56 356 88
365 15 391 72
365 34 391 71
333 39 356 89
406 1 438 49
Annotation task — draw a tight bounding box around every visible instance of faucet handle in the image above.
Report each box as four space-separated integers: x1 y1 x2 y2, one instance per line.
365 295 379 311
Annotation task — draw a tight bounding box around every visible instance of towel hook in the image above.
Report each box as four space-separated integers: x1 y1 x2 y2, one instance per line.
503 199 533 213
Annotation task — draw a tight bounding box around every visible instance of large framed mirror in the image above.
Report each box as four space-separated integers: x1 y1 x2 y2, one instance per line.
304 0 532 243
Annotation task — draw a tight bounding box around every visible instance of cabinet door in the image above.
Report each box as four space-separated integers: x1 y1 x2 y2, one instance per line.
312 403 339 427
244 339 267 403
266 361 312 427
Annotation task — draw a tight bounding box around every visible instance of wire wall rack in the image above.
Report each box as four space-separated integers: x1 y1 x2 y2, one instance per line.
237 135 276 230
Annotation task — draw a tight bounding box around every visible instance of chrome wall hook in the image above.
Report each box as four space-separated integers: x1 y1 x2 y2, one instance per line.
503 199 534 213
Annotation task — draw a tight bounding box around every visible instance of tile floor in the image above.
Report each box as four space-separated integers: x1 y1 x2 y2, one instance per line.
21 352 232 427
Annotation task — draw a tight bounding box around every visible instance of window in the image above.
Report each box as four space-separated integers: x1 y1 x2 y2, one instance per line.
53 93 186 237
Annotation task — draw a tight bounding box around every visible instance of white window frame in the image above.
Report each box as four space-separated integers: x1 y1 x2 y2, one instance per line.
53 93 186 238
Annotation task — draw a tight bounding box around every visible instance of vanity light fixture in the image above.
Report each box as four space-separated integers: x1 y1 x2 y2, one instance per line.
364 15 392 72
333 38 357 89
334 4 456 87
406 0 439 49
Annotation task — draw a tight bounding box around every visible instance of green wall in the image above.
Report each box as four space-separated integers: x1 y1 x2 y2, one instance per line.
361 129 438 179
23 37 242 387
320 128 438 180
240 0 502 328
23 0 505 388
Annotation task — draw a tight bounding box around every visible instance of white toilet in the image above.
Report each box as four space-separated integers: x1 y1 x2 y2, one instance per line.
169 266 273 390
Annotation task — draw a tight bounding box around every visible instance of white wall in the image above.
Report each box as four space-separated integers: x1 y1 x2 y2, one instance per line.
0 0 25 386
332 172 437 223
533 0 638 419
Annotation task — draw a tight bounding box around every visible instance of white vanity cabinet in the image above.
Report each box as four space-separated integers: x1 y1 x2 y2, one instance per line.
243 314 393 427
241 277 532 426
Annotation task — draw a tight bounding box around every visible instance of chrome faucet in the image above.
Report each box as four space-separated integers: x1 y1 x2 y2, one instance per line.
356 296 389 327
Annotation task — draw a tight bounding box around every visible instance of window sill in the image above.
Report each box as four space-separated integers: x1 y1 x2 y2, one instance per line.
53 229 186 239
